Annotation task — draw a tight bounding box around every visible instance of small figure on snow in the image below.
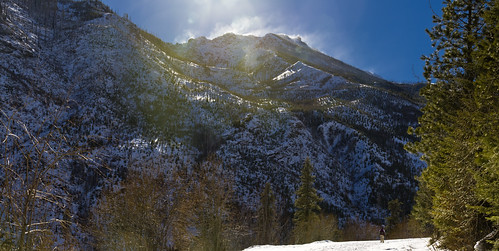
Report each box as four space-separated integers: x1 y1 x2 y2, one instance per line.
379 225 385 243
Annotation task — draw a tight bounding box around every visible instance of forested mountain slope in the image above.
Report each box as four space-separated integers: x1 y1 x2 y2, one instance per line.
0 0 425 247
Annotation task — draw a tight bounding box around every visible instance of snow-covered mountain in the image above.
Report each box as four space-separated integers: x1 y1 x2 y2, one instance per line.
0 0 425 239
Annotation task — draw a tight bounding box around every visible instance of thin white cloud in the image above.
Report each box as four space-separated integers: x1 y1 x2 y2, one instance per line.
110 0 354 66
175 15 275 43
174 30 196 44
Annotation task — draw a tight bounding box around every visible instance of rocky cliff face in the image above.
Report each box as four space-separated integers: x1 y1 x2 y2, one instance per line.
0 0 425 231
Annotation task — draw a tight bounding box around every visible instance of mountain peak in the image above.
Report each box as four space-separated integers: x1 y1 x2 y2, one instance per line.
262 33 310 48
184 32 309 49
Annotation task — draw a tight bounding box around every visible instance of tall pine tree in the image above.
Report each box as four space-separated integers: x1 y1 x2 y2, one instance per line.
293 157 323 244
473 0 499 249
257 182 277 244
408 0 497 249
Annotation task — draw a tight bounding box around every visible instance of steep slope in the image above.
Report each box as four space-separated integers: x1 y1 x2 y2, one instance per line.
165 33 425 217
0 0 425 245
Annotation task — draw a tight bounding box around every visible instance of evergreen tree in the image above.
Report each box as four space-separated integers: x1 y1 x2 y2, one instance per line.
473 0 499 249
257 182 277 244
293 157 323 244
386 199 403 232
408 0 497 249
410 177 434 234
422 0 487 83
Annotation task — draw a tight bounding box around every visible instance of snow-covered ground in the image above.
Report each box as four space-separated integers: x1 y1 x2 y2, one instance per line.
244 238 440 251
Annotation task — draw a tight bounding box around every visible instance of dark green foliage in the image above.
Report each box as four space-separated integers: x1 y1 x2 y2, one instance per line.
293 158 322 224
408 0 498 249
410 177 434 234
70 0 112 21
473 0 499 249
192 125 223 161
386 199 403 232
257 182 277 244
293 157 323 243
422 0 487 83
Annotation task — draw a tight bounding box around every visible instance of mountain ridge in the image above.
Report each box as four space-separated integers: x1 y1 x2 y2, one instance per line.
169 32 393 87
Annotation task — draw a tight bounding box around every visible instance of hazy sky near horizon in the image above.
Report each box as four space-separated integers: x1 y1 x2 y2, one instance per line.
101 0 443 83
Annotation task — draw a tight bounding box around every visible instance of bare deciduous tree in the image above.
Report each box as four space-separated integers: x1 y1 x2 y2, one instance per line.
0 108 81 249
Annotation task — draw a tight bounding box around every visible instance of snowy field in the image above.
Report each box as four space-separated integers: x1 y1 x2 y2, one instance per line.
244 238 440 251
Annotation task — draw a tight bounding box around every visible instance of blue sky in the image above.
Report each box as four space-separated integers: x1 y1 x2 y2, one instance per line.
101 0 443 83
